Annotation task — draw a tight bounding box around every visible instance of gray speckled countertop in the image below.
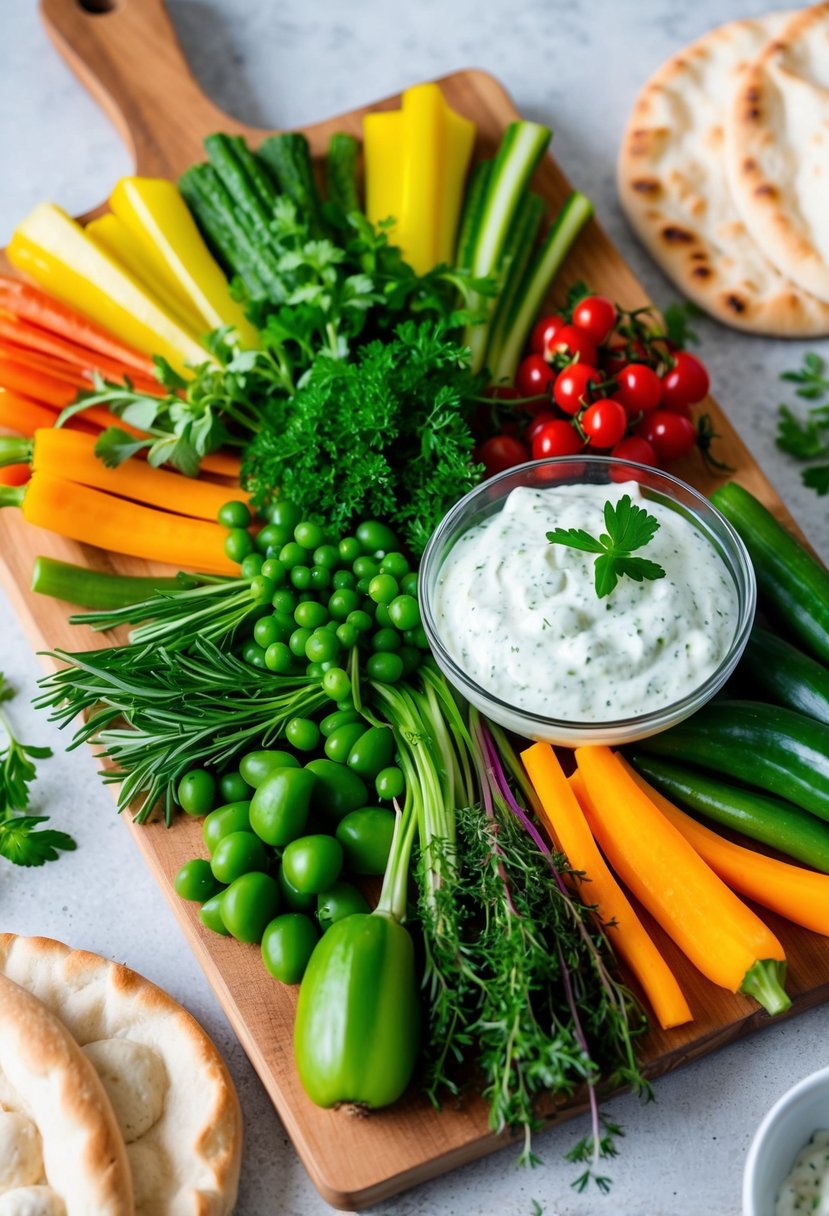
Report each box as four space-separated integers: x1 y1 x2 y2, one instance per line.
1 2 828 1214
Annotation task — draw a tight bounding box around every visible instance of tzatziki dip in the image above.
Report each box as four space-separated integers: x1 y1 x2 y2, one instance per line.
776 1128 829 1216
432 481 738 722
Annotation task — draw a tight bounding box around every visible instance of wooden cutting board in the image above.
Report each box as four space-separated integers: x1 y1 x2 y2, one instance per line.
3 0 829 1208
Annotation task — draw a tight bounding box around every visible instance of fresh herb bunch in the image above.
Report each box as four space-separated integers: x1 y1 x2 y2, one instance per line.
242 321 486 554
546 494 666 599
777 352 829 495
0 673 75 866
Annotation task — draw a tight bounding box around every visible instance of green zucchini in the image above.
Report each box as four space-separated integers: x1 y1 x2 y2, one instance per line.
740 625 829 726
710 481 829 666
258 132 325 233
628 752 829 873
638 699 829 822
325 133 361 216
487 190 593 383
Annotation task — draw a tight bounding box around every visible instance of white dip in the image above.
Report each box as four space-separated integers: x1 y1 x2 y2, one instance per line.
776 1129 829 1216
433 481 738 722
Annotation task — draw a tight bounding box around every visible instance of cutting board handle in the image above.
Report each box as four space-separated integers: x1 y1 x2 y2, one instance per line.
39 0 266 180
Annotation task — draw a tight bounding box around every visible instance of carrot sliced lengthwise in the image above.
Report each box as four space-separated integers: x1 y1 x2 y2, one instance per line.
622 758 829 938
0 470 237 576
573 746 790 1015
520 741 693 1030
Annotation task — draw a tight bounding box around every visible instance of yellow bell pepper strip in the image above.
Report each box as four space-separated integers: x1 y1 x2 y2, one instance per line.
573 746 790 1015
85 213 206 337
108 178 260 348
363 83 475 274
7 204 213 378
520 741 693 1030
0 429 242 524
622 758 829 938
0 470 236 575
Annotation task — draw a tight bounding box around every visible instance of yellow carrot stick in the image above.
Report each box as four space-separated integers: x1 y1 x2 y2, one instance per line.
622 757 829 938
520 741 693 1029
574 746 789 1014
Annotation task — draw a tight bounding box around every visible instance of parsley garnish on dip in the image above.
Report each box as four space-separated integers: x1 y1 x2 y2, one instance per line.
432 481 738 722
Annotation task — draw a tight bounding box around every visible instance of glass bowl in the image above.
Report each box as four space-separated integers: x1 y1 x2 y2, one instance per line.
418 454 756 747
743 1066 829 1216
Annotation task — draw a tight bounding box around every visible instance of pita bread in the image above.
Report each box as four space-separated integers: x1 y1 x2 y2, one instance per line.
0 936 242 1216
0 973 133 1215
725 3 829 303
618 11 829 336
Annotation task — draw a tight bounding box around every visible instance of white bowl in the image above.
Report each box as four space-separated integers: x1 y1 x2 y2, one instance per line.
743 1065 829 1216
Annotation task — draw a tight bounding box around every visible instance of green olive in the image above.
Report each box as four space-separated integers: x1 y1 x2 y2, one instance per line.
335 807 396 875
281 834 343 894
249 767 315 848
219 770 250 803
239 749 300 788
174 858 221 902
220 872 281 943
177 769 216 817
202 801 252 855
261 914 319 984
316 881 370 931
209 830 269 885
199 892 230 936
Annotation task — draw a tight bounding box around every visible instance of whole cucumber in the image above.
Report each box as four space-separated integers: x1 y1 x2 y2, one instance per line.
639 699 829 822
740 626 829 726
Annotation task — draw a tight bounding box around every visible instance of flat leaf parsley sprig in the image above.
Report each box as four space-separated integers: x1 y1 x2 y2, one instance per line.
0 673 75 866
546 494 666 599
777 352 829 496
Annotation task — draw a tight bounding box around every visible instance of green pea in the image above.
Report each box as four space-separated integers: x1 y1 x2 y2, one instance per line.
292 520 323 550
239 749 300 788
225 527 254 563
202 801 252 854
210 830 269 885
294 600 328 630
221 872 281 943
174 858 221 902
312 544 340 570
254 523 287 554
379 552 409 579
347 726 394 779
268 500 302 531
265 642 293 673
289 627 312 659
242 640 267 668
372 627 402 653
368 574 399 605
261 557 286 584
277 865 317 913
279 541 308 569
400 572 418 597
285 717 320 752
305 630 340 664
328 588 360 620
322 666 351 702
261 913 319 984
338 536 361 564
325 722 367 765
317 881 370 931
306 661 324 679
373 602 392 628
249 767 315 847
335 807 396 875
398 644 421 676
352 556 379 580
306 758 369 823
198 891 230 936
272 588 297 615
282 834 343 894
347 609 373 634
332 569 356 590
335 622 359 649
177 769 216 817
387 594 420 631
218 500 252 529
320 708 363 738
366 651 404 683
240 552 264 579
356 520 398 556
219 770 250 803
290 565 312 590
253 614 281 649
375 766 405 801
309 567 330 592
250 574 276 603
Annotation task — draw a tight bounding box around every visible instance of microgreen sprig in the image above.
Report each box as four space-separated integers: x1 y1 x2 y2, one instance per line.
546 494 666 599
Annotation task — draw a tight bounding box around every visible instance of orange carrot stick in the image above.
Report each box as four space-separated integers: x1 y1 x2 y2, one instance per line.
622 758 829 938
0 470 236 575
0 387 64 436
0 330 164 396
0 276 157 376
574 746 789 1013
520 741 693 1029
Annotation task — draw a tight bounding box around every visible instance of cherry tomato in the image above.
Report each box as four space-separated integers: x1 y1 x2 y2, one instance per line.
637 409 697 462
526 410 558 446
572 295 616 345
661 352 710 410
610 435 659 469
547 325 598 367
614 363 662 416
529 313 566 357
531 419 583 459
581 399 628 449
515 354 556 401
479 434 530 477
553 363 600 416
